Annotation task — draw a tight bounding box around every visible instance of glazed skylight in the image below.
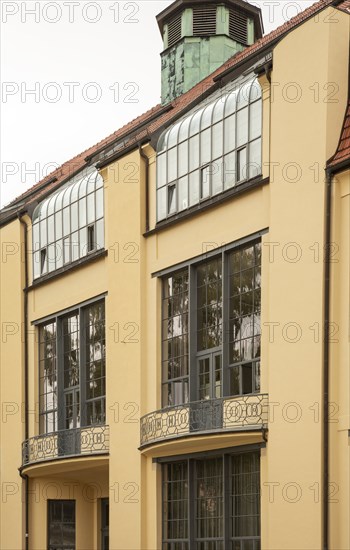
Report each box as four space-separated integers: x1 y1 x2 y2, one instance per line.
32 170 104 279
156 77 262 221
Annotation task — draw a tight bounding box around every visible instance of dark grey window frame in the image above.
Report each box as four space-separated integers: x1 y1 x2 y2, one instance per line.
161 234 263 408
101 498 109 550
38 296 106 434
162 448 261 550
156 77 262 222
32 171 104 279
47 499 76 550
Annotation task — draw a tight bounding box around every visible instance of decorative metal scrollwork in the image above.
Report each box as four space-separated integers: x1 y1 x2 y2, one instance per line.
140 394 268 447
22 425 109 466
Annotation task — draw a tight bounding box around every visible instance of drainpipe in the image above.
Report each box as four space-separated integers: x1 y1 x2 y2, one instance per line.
323 159 350 550
323 169 332 550
139 144 150 232
18 213 29 550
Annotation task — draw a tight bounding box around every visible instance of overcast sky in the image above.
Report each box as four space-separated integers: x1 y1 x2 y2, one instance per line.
1 0 317 207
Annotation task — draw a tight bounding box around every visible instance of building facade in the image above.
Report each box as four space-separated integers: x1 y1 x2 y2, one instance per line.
1 0 350 549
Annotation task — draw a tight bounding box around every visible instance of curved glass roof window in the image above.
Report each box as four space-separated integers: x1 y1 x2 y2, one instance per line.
157 77 262 221
32 170 104 279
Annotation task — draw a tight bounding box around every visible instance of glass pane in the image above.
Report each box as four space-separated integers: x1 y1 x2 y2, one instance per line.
162 271 189 407
96 188 104 219
168 184 177 215
40 220 47 247
237 148 247 182
33 250 41 279
71 232 79 262
224 114 236 154
249 139 262 180
158 129 168 152
212 161 223 195
242 363 253 393
178 176 188 211
237 107 248 147
190 110 202 135
63 207 70 236
201 103 214 129
250 101 262 141
213 96 225 123
64 237 71 264
157 153 167 187
231 453 260 538
212 121 223 159
96 219 104 249
189 135 200 171
32 222 40 249
196 458 223 540
237 81 251 109
79 198 87 227
157 187 167 221
224 152 236 189
201 167 210 200
71 202 78 232
79 228 87 257
250 78 262 102
189 170 200 206
87 192 95 225
55 210 63 240
225 90 238 116
201 128 211 166
56 239 63 269
178 142 188 178
168 147 177 183
168 123 180 148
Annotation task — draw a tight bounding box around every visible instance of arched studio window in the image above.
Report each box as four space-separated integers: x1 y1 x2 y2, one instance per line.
156 77 262 221
32 170 104 278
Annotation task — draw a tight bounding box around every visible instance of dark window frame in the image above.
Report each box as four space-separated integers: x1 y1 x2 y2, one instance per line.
161 238 261 408
162 449 260 550
47 499 76 550
39 297 106 434
156 78 262 222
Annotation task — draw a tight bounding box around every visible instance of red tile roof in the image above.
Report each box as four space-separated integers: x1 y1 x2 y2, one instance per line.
2 0 349 222
328 102 350 168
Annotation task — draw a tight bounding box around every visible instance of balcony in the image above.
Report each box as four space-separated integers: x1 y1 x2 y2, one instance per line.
140 394 268 448
22 425 110 467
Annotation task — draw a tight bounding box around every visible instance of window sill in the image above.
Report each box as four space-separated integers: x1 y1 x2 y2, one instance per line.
29 249 107 290
145 175 269 236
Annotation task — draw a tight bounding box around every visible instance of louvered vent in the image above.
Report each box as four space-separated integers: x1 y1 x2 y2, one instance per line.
193 5 217 36
229 9 248 45
167 12 182 48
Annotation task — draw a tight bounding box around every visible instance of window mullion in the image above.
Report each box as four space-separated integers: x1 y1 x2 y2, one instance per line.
189 265 197 403
57 317 64 431
188 459 195 548
222 251 230 397
79 307 87 427
224 453 230 547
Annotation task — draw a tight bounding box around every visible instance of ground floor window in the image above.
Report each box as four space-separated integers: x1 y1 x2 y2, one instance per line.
48 500 75 550
162 450 260 550
101 498 109 550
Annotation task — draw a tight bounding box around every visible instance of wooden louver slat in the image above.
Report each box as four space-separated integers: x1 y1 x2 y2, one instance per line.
193 5 217 36
167 12 182 48
229 8 248 45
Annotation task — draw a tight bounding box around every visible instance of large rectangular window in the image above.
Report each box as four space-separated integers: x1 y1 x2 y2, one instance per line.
48 500 75 550
161 241 261 407
39 300 106 434
162 271 189 407
162 451 260 550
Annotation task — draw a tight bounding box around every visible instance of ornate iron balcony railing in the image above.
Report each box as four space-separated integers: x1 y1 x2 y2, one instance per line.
140 394 268 448
22 425 109 466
